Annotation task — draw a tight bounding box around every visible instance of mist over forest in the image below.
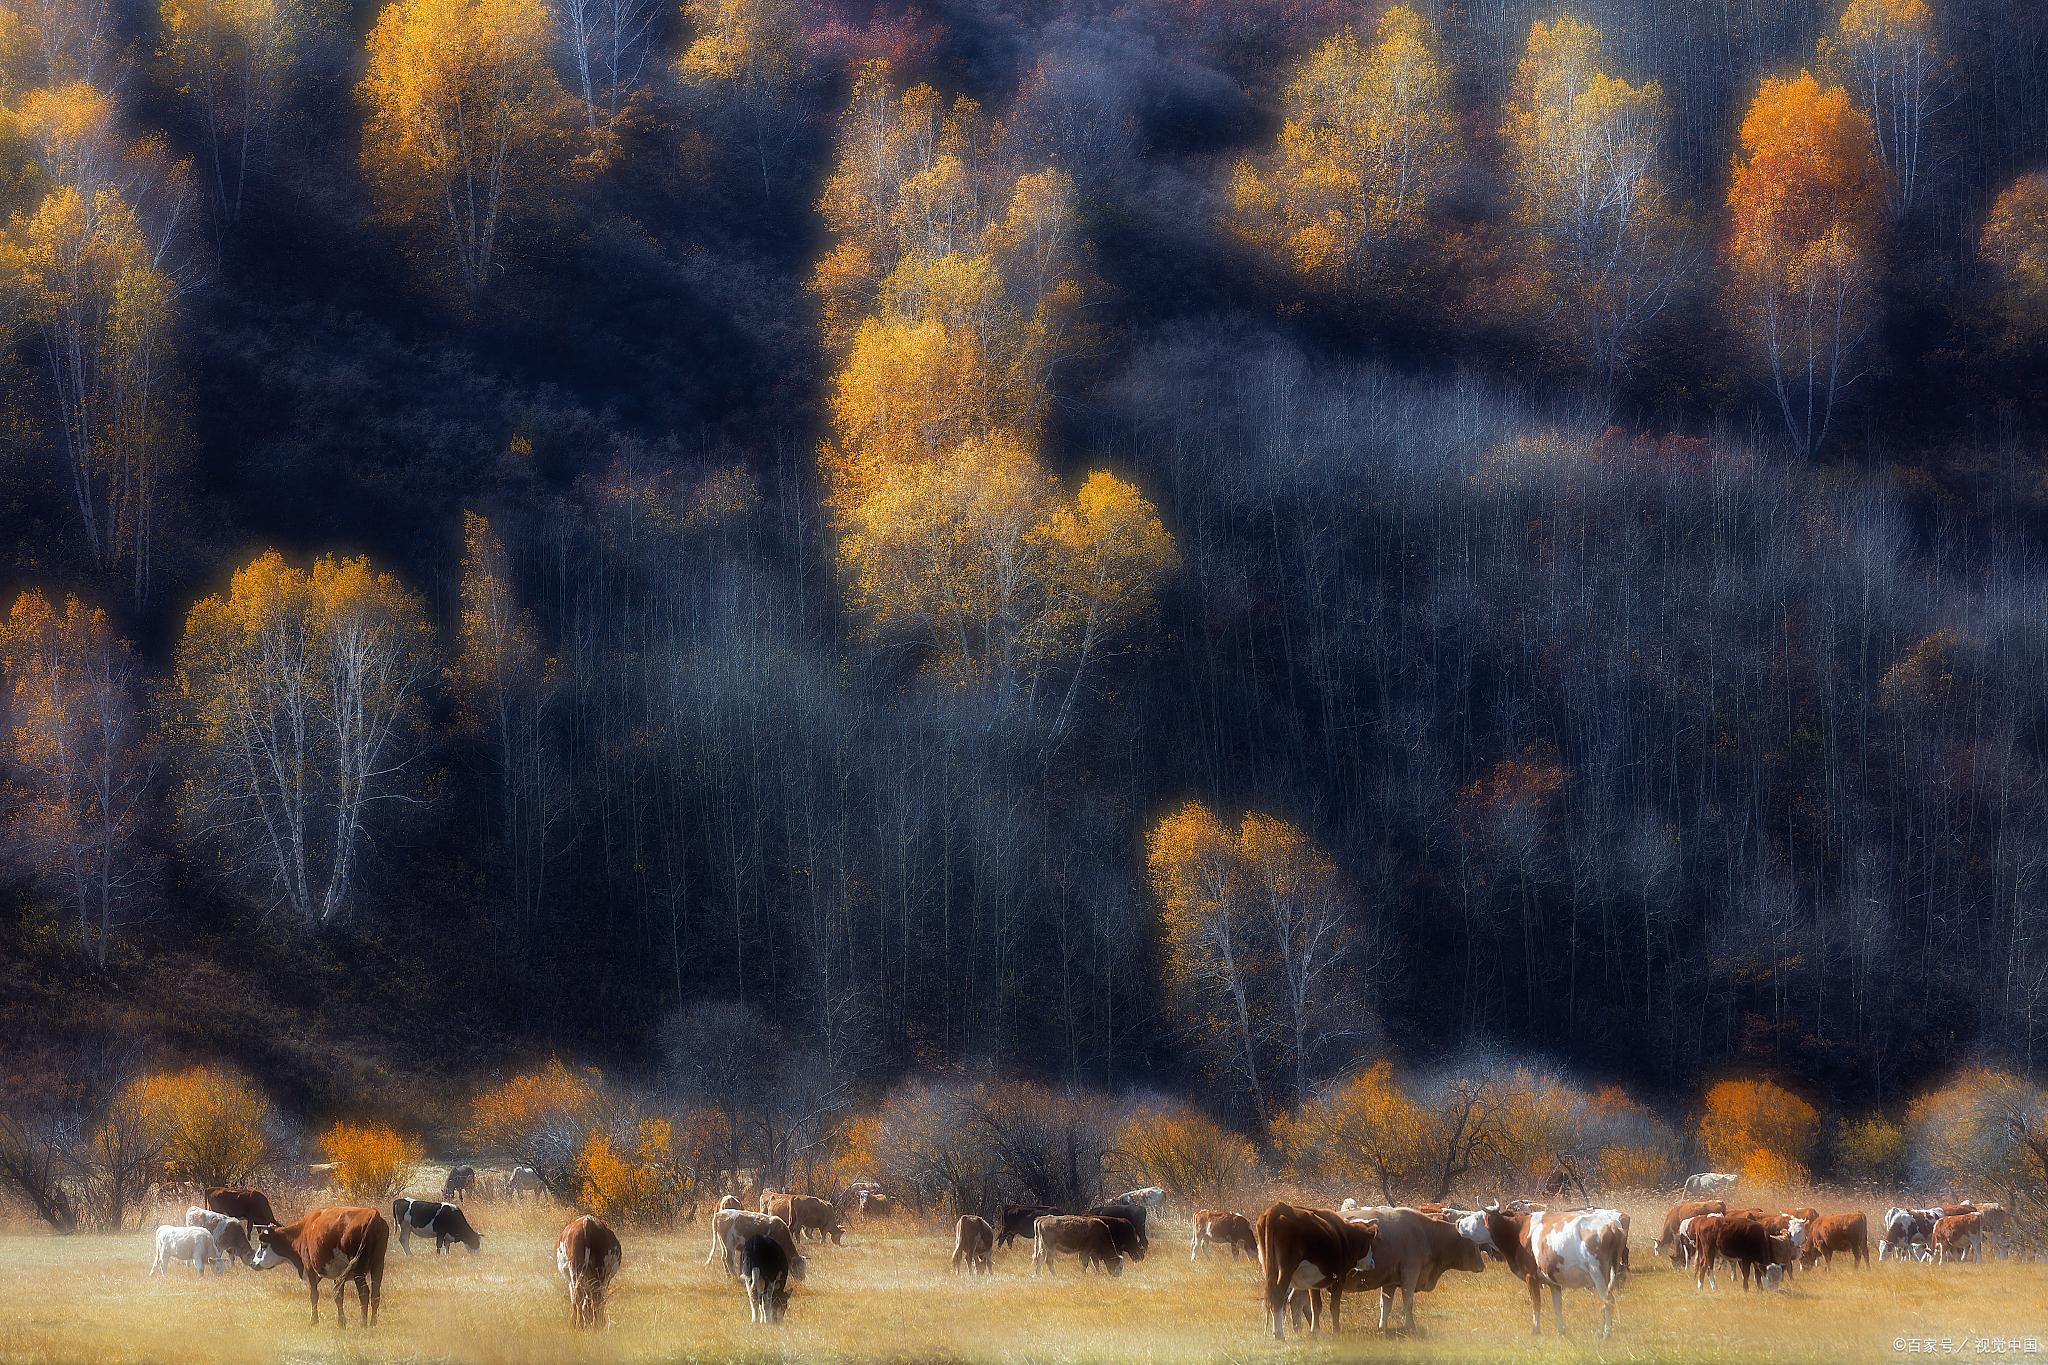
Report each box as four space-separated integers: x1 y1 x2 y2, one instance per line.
2 0 2047 1148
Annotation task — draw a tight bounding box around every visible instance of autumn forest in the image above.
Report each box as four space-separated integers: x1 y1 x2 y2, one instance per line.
2 0 2047 1183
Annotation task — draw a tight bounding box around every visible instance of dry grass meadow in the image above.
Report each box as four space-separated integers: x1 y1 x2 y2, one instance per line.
0 1183 2041 1365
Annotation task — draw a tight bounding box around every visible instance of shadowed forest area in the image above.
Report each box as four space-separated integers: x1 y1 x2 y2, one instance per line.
1 0 2047 1163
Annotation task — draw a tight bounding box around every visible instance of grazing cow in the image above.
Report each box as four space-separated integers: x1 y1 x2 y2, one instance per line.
1799 1212 1869 1269
763 1193 843 1244
1093 1213 1148 1263
952 1214 994 1273
250 1207 389 1329
998 1203 1060 1249
707 1209 806 1281
1113 1186 1166 1211
1695 1215 1804 1290
1683 1172 1739 1198
1932 1212 1983 1264
741 1234 793 1323
185 1206 255 1266
1345 1205 1490 1333
442 1166 476 1203
857 1189 896 1219
151 1225 225 1277
1086 1201 1149 1244
507 1166 545 1201
1879 1207 1940 1262
391 1198 482 1255
1032 1215 1123 1276
1251 1202 1378 1339
205 1187 279 1228
1463 1206 1628 1338
1654 1200 1725 1265
1190 1209 1257 1260
557 1215 621 1329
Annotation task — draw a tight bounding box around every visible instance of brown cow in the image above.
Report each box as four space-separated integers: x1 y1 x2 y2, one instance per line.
1654 1200 1725 1265
1253 1202 1378 1339
1346 1205 1489 1333
206 1187 279 1228
557 1214 621 1329
1798 1212 1869 1269
763 1193 843 1244
1932 1212 1983 1264
1696 1214 1802 1290
1190 1209 1257 1260
1032 1215 1122 1276
250 1206 389 1328
952 1214 994 1273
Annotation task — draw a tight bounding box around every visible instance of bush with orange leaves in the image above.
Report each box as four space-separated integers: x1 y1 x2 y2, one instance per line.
1274 1060 1434 1203
466 1059 601 1197
1696 1077 1819 1184
1110 1104 1257 1207
126 1065 276 1188
318 1121 423 1201
577 1117 693 1227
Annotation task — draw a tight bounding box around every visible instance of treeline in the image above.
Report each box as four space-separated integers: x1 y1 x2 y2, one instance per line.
5 1052 2043 1239
0 0 2046 1137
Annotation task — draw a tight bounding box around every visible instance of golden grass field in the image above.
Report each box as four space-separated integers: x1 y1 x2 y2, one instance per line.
0 1187 2041 1365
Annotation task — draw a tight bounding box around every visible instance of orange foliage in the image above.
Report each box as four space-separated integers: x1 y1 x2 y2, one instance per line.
1112 1105 1257 1206
466 1058 599 1155
124 1065 273 1187
318 1120 423 1200
1980 172 2048 344
1696 1077 1819 1178
577 1116 691 1226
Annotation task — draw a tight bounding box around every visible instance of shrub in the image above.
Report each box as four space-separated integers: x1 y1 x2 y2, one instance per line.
126 1066 274 1188
319 1121 423 1201
1697 1077 1818 1176
1905 1067 2048 1200
576 1117 691 1226
1111 1104 1257 1206
1834 1114 1906 1189
467 1059 600 1196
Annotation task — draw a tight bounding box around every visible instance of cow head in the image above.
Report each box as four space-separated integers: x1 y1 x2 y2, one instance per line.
249 1225 295 1274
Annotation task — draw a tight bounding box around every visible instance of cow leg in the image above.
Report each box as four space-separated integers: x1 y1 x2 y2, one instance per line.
309 1276 322 1326
399 1227 411 1256
335 1275 352 1329
1378 1287 1392 1331
1550 1283 1567 1337
1328 1286 1343 1335
1528 1275 1543 1336
1401 1273 1420 1335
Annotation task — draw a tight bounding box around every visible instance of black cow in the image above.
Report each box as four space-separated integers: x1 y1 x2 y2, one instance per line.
1092 1212 1148 1262
442 1166 477 1203
998 1203 1061 1249
1087 1203 1149 1246
741 1234 792 1323
392 1198 482 1255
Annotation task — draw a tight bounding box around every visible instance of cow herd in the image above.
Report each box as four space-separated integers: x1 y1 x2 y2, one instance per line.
138 1172 2019 1340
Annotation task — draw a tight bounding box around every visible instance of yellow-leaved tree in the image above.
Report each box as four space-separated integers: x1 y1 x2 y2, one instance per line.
1725 71 1889 456
1111 1103 1257 1208
1 173 181 601
157 0 319 223
1980 172 2048 346
467 1059 602 1195
162 550 435 926
674 0 801 195
1148 802 1362 1118
0 589 150 965
1904 1067 2048 1202
358 0 577 295
319 1121 424 1201
1820 0 1940 215
1500 15 1681 384
1226 5 1458 294
813 63 1174 719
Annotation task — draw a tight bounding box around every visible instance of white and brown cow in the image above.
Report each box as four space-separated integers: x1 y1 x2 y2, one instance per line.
707 1209 806 1281
557 1214 621 1329
1464 1205 1629 1338
1190 1209 1257 1260
250 1206 389 1328
952 1214 994 1273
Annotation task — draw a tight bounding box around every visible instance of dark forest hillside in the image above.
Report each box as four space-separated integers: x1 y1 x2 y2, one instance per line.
2 0 2047 1148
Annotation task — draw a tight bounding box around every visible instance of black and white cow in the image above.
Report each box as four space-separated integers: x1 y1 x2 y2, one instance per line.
392 1198 482 1255
741 1234 793 1323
